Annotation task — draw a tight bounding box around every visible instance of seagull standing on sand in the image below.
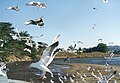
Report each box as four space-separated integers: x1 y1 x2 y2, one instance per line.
26 1 46 8
30 35 61 79
6 5 20 11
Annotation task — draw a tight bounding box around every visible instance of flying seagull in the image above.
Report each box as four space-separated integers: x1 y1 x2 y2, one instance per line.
92 24 96 29
93 8 98 10
98 39 102 42
30 35 60 79
102 0 109 3
109 52 114 59
6 5 20 11
24 16 44 28
26 1 46 8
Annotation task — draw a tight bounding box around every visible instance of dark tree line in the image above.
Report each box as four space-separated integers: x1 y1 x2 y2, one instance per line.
83 43 109 53
0 22 42 60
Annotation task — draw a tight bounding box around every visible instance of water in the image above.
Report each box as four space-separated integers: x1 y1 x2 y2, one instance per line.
53 57 120 65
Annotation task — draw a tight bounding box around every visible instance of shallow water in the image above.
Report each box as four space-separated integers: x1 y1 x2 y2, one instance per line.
53 57 120 65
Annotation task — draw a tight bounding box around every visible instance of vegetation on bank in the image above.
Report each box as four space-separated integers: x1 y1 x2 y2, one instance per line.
0 22 120 62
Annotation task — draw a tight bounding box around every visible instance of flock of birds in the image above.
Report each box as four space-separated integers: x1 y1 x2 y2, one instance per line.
2 0 120 83
0 51 118 83
6 1 46 28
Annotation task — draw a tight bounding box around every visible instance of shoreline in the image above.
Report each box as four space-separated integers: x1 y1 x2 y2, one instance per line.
6 60 120 83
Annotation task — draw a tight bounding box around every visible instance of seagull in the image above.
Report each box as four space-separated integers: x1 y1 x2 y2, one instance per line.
87 66 91 71
108 42 114 44
93 8 98 10
58 77 64 83
24 17 44 28
15 27 33 47
102 0 109 3
30 35 60 79
0 64 7 76
92 24 96 29
50 79 54 83
109 52 114 58
51 34 60 44
69 77 74 83
24 48 31 53
6 5 20 11
26 1 46 8
92 71 117 83
98 39 102 42
37 42 48 48
77 41 84 44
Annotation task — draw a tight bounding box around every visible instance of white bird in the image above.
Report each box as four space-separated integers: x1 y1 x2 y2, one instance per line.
80 75 86 82
93 8 98 10
0 64 7 76
30 35 60 79
69 77 74 83
37 42 48 48
87 66 91 71
6 5 20 11
92 71 116 83
98 39 102 42
26 1 46 8
51 34 60 44
0 63 9 83
25 17 44 28
58 77 64 83
50 79 54 83
109 52 114 58
24 48 31 53
114 80 117 83
102 0 109 3
83 74 86 78
72 74 75 78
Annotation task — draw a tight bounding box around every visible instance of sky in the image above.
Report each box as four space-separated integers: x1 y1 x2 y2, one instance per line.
0 0 120 49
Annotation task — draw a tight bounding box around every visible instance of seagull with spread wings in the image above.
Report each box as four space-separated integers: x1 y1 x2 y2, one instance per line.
30 35 61 79
102 0 109 3
24 16 44 28
6 5 20 11
26 1 46 8
92 70 116 83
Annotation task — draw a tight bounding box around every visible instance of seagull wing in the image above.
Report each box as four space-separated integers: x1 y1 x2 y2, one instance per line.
97 70 103 80
40 65 53 77
39 41 59 66
107 71 116 81
92 72 102 82
51 34 60 44
46 47 60 66
6 7 13 10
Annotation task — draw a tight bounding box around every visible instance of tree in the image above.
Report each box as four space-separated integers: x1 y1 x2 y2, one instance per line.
83 43 109 53
0 22 39 60
96 43 109 52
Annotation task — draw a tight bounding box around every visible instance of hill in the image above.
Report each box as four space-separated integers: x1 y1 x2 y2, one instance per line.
108 45 120 51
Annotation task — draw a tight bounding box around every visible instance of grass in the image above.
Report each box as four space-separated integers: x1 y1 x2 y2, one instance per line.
56 51 120 58
63 63 120 83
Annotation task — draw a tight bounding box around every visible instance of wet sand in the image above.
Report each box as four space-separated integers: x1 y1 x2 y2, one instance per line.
6 60 120 83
